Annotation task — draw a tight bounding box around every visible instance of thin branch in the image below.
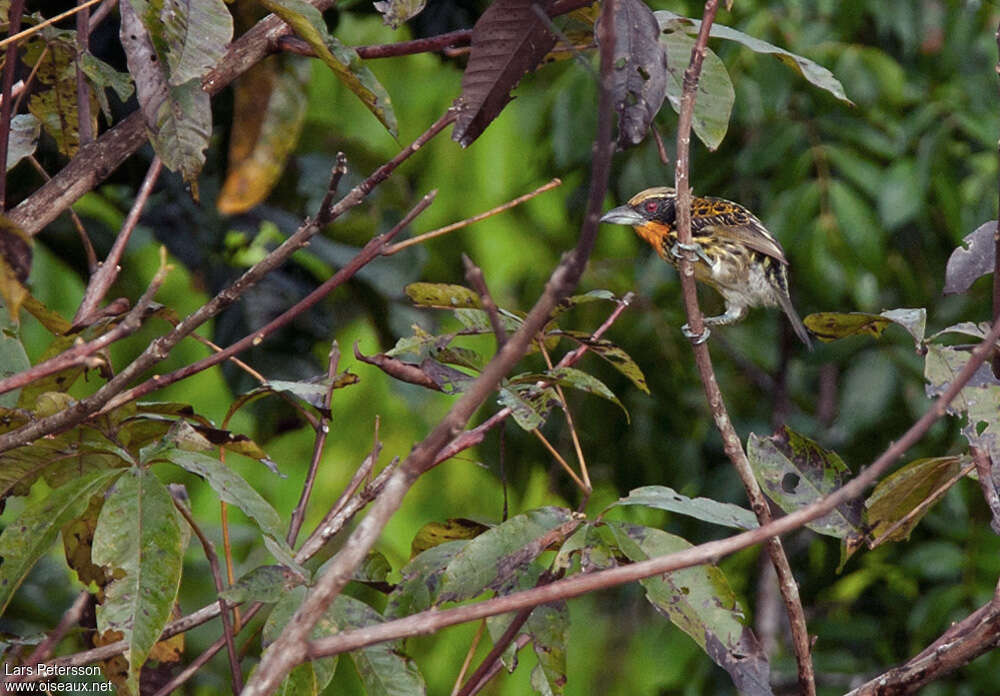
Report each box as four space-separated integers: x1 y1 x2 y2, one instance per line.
532 428 587 492
462 254 507 350
994 20 1000 378
538 340 591 496
25 155 98 271
0 0 103 50
75 0 93 146
74 157 164 323
382 178 562 255
18 591 90 668
172 497 243 695
278 30 472 60
453 607 535 696
450 621 485 696
287 342 343 546
0 0 25 210
672 2 813 692
971 446 1000 535
240 2 619 690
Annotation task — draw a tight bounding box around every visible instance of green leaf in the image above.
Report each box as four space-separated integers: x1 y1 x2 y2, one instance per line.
405 282 482 309
659 22 733 151
867 457 965 545
373 0 427 29
150 447 295 561
92 468 185 694
410 518 490 557
552 330 649 394
804 308 926 346
654 10 852 105
153 0 234 84
497 384 560 430
747 427 865 541
0 469 123 614
553 522 617 574
386 540 467 619
878 159 923 230
120 0 211 185
607 522 771 695
0 301 29 408
260 0 397 136
438 507 575 603
527 598 568 695
607 485 759 530
221 565 305 604
264 587 338 691
510 366 628 420
335 595 427 696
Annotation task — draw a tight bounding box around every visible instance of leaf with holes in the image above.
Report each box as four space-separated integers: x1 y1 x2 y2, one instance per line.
747 427 864 541
606 0 667 148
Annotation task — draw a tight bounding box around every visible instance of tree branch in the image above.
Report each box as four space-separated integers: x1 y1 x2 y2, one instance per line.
671 2 815 693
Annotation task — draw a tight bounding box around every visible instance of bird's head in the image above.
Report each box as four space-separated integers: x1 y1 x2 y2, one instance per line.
600 187 678 227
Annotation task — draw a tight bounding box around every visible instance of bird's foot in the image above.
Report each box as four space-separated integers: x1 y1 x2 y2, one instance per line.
681 323 711 345
670 241 713 266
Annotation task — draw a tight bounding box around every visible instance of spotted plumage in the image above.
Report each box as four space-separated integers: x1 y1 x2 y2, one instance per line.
601 186 811 348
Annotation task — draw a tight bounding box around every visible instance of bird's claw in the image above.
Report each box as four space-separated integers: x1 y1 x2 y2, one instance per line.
681 323 711 345
670 241 713 266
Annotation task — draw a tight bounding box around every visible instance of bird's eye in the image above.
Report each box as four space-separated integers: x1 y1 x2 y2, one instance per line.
643 200 658 214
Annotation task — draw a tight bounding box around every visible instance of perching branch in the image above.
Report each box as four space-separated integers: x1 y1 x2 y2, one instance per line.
672 2 814 693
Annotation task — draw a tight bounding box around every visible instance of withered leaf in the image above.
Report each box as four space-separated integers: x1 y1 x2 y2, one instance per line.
452 0 557 147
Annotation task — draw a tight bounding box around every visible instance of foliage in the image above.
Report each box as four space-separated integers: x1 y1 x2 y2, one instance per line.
3 1 1000 696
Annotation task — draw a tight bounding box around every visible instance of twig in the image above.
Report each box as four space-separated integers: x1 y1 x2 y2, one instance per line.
382 178 562 255
287 342 343 546
278 30 472 60
971 446 1000 534
453 608 535 696
75 0 93 146
18 591 90 668
845 593 1000 695
0 0 25 210
0 0 103 50
25 155 98 272
172 497 243 695
450 621 485 696
993 20 1000 378
538 340 591 497
532 428 587 491
239 1 619 689
671 3 816 693
74 157 164 323
462 254 507 350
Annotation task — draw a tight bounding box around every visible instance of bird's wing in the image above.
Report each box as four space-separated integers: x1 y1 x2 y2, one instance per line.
692 216 789 265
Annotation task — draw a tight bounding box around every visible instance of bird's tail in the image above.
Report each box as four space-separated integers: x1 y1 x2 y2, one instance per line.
778 295 812 350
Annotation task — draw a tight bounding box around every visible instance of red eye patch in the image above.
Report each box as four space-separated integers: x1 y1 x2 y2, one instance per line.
644 200 658 213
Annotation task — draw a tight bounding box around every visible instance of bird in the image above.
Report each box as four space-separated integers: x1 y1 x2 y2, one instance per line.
600 186 811 348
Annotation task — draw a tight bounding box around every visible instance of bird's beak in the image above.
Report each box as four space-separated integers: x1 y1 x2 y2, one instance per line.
600 206 645 225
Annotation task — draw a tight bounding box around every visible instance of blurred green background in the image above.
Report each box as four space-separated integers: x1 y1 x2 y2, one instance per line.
7 1 1000 694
